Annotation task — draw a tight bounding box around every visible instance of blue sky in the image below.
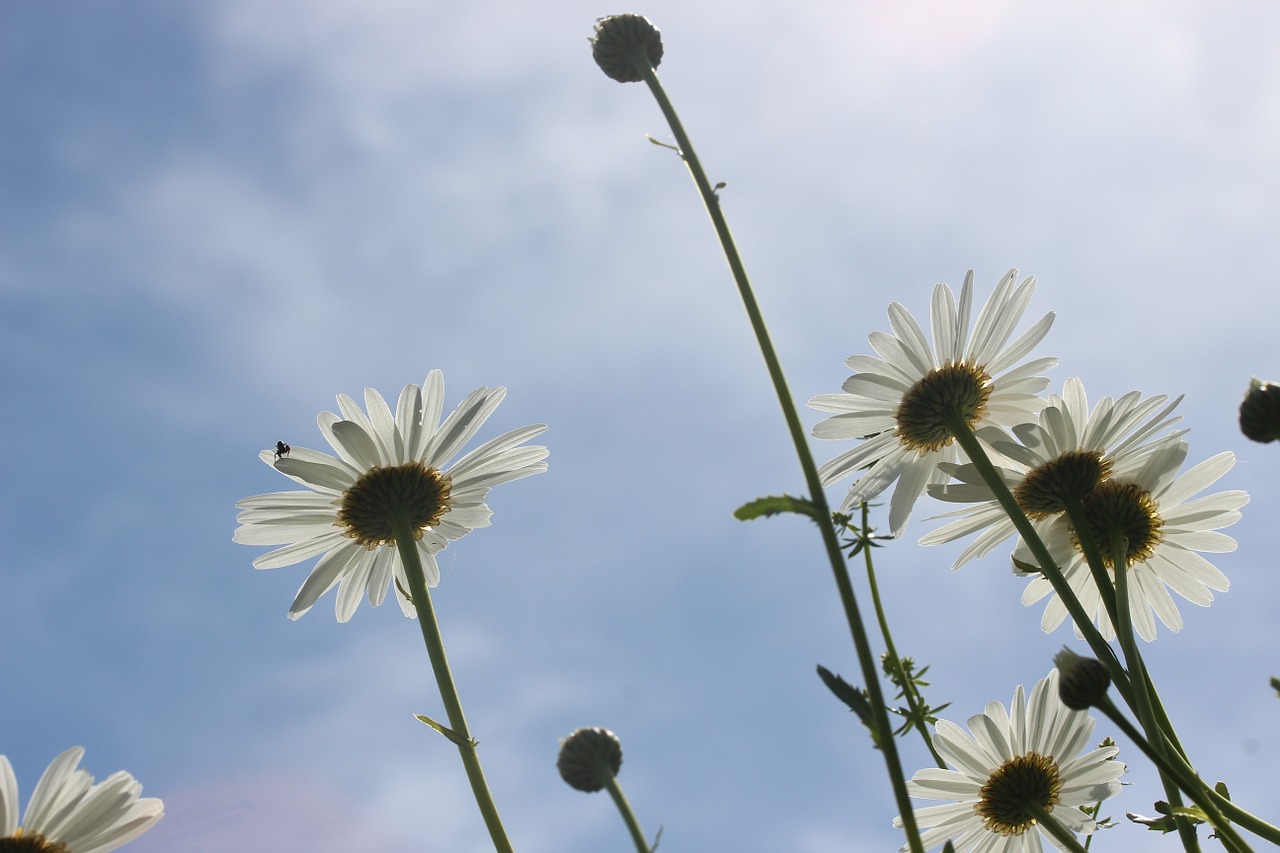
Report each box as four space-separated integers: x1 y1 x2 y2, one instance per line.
3 2 1279 851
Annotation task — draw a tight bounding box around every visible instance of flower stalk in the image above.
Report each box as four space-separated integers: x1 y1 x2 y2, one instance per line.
604 775 653 853
941 413 1133 701
393 516 514 853
598 19 923 851
1091 694 1257 852
1025 801 1091 853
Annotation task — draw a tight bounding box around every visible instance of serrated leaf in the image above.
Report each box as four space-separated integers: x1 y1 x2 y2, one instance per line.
816 665 873 727
1126 812 1180 833
734 494 820 522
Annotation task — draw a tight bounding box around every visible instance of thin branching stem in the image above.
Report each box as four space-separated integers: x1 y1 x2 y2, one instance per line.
855 503 945 768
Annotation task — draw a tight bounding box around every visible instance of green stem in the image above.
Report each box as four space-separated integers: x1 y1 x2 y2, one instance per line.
939 414 1132 704
856 503 945 768
393 521 514 853
1095 698 1253 853
1025 801 1091 853
627 53 924 853
604 775 653 853
1205 787 1280 848
1103 531 1199 852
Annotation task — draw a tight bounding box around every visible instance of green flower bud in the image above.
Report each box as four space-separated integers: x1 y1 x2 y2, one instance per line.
557 726 623 792
591 14 663 83
1054 647 1111 710
1240 378 1280 443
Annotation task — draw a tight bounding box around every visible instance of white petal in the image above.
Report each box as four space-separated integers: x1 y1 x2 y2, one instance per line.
287 541 363 619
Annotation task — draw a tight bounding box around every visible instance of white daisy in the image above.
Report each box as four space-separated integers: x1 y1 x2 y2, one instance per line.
893 669 1124 853
1017 444 1246 642
234 370 548 622
921 378 1184 568
1 746 163 853
810 269 1056 536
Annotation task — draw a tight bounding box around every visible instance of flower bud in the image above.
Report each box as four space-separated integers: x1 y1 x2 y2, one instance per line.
1053 647 1111 710
591 14 663 83
1240 378 1280 443
557 726 623 792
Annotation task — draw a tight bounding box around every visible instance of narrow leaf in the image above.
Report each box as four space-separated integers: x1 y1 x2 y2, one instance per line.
734 494 820 522
414 713 470 747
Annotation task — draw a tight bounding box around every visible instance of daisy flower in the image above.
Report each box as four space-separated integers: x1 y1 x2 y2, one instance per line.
1 746 163 853
1016 444 1246 642
234 370 548 622
810 269 1056 536
921 378 1184 568
893 669 1124 853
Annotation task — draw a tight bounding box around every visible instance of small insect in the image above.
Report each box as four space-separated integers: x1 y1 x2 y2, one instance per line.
274 441 291 461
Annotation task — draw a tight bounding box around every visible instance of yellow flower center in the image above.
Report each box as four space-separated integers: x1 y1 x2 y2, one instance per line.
975 751 1063 836
1073 480 1163 568
336 461 453 548
1015 450 1112 519
0 832 73 853
894 361 993 453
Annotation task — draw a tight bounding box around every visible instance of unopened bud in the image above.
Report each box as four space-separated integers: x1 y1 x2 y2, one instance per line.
1240 378 1280 443
1054 647 1111 710
557 726 623 792
591 14 663 83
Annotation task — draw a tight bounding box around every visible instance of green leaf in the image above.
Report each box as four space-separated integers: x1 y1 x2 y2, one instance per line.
816 665 880 748
1271 676 1280 697
734 494 820 522
1012 556 1042 574
414 713 472 748
394 576 415 605
1127 799 1209 833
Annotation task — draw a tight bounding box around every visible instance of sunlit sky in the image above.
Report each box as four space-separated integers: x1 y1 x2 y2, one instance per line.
4 2 1279 851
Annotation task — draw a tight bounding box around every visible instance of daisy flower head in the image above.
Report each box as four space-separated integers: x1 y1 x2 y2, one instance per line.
893 669 1124 853
810 269 1056 536
1 746 163 853
234 370 548 622
921 378 1185 568
1017 443 1246 642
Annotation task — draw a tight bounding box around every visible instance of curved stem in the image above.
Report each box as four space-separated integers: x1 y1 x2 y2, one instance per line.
626 54 923 853
604 775 653 853
856 503 944 768
939 414 1132 704
393 522 514 853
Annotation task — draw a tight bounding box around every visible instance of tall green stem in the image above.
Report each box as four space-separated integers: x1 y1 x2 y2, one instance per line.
393 520 514 853
627 55 924 853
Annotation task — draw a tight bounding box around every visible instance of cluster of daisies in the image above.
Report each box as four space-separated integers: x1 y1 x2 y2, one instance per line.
217 271 1246 853
809 269 1247 851
809 267 1245 644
